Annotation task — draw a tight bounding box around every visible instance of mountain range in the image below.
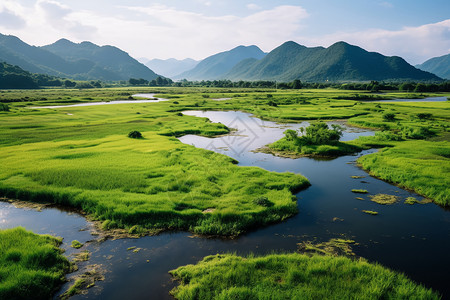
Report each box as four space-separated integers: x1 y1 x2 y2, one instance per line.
223 41 441 82
143 58 198 78
0 33 444 83
0 34 159 81
175 45 266 80
416 53 450 79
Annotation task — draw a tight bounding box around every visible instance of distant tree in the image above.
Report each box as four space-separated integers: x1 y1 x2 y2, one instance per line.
303 122 343 145
291 79 302 89
129 78 149 85
64 80 77 88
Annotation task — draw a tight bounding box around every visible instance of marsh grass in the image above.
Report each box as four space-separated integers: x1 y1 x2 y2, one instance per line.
0 227 71 300
169 253 439 300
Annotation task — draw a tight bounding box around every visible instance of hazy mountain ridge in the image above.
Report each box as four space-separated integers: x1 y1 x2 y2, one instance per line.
0 34 159 81
143 58 198 78
416 53 450 79
224 41 441 82
175 45 266 80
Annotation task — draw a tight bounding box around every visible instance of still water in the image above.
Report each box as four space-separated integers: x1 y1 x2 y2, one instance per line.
1 110 449 299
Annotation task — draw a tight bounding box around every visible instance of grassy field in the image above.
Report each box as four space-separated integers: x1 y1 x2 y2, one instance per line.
170 253 439 299
0 227 71 300
0 87 448 240
0 88 308 236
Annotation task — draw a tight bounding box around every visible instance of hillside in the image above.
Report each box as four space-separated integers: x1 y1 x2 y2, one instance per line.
175 45 266 80
225 41 441 82
0 34 159 81
144 58 198 78
416 53 450 79
42 39 158 81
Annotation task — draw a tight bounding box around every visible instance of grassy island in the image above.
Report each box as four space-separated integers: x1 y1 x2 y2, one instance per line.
0 227 71 300
266 122 363 157
170 253 439 299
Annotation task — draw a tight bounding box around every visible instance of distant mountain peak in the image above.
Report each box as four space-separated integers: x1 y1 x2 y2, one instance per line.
224 40 441 82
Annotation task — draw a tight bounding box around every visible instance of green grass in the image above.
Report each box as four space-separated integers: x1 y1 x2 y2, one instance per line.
169 253 439 299
267 137 362 157
358 140 450 206
1 87 449 239
0 88 309 236
0 227 71 300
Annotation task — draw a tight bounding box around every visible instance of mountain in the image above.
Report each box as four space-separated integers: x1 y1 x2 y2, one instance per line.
416 54 450 79
143 58 198 78
225 41 441 82
42 38 158 81
0 61 66 89
0 34 159 81
175 45 266 80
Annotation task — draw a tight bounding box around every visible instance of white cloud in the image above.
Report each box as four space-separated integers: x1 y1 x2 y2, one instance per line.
36 0 97 39
247 3 262 10
0 8 26 29
118 5 308 59
301 19 450 64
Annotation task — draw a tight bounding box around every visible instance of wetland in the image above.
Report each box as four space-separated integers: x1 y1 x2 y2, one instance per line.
0 87 449 299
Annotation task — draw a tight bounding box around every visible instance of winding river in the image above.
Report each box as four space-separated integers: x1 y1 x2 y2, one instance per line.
1 102 449 299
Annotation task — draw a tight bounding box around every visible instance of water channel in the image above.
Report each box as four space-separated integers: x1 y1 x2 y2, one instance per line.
1 100 449 299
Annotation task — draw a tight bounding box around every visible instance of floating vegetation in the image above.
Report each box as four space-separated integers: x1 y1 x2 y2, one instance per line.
71 240 83 249
355 197 364 200
332 217 344 222
61 264 105 299
404 197 433 205
127 246 136 251
72 250 91 263
297 238 357 257
351 189 368 194
362 210 379 215
133 248 142 253
369 194 399 205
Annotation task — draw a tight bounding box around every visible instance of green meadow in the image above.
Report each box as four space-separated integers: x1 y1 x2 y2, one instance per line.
170 253 439 299
0 227 71 300
0 88 308 236
0 87 449 241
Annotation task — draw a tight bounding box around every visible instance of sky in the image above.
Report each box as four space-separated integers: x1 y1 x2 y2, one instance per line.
0 0 449 64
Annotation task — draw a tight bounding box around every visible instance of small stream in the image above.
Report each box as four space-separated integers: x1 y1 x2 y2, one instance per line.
1 107 449 299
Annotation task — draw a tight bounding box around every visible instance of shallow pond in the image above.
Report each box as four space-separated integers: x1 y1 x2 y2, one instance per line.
1 110 449 299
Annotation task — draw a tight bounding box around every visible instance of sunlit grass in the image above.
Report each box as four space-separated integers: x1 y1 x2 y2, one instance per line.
0 227 71 300
170 253 439 299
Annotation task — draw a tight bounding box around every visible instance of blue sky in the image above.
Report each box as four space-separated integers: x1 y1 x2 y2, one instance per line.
0 0 449 64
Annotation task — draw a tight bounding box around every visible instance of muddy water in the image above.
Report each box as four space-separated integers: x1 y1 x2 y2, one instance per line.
1 110 449 299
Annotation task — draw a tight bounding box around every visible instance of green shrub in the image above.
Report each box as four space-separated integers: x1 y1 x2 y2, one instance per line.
382 112 396 121
128 130 143 139
0 103 9 111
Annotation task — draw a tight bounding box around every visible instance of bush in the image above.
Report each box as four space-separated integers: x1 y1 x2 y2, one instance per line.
304 122 343 145
0 103 9 111
128 131 143 139
382 113 396 121
253 196 274 207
